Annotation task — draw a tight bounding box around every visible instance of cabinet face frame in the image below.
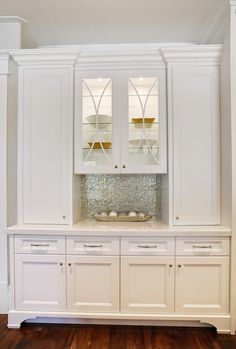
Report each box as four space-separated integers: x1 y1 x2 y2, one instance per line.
74 70 120 174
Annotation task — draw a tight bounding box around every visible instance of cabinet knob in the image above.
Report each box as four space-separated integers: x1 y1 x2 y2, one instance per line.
63 216 66 219
176 216 179 220
68 263 72 266
169 264 173 268
123 165 126 169
59 262 63 266
115 165 118 169
178 264 182 268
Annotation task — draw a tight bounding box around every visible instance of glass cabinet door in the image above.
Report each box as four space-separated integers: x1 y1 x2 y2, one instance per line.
120 70 167 173
75 71 120 173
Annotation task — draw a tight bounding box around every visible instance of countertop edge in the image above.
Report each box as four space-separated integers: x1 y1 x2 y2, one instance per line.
5 221 232 237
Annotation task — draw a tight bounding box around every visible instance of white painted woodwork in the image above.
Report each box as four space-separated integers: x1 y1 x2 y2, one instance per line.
74 70 120 174
0 54 9 313
15 254 66 311
220 26 232 227
172 65 220 225
66 236 120 255
8 232 231 332
175 256 229 315
19 67 71 224
121 256 174 313
120 69 167 174
0 1 222 46
15 235 65 255
75 68 167 174
67 255 119 313
0 21 21 49
176 237 230 256
121 237 174 256
7 58 18 227
229 0 236 335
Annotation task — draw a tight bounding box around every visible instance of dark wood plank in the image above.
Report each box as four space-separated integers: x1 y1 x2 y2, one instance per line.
0 316 236 349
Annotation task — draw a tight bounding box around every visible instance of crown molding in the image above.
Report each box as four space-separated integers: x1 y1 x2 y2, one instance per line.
0 53 9 74
9 48 80 66
0 16 27 24
161 45 223 64
198 0 228 44
76 49 166 70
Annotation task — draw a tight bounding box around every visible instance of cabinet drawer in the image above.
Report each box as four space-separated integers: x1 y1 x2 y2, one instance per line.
66 236 120 255
121 237 175 256
176 237 230 256
14 235 65 254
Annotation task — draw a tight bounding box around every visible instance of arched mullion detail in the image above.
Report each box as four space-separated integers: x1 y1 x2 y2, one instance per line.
128 78 159 164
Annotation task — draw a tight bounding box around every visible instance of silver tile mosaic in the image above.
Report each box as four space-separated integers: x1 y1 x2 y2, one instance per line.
81 174 162 218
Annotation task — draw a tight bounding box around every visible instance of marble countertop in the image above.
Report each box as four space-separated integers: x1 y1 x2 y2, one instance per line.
6 219 232 237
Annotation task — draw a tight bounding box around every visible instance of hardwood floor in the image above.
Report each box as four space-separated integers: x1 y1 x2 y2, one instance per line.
1 315 236 349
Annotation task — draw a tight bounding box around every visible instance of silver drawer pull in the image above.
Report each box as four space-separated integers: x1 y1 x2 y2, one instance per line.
138 245 158 249
83 244 103 248
192 245 212 249
30 243 50 247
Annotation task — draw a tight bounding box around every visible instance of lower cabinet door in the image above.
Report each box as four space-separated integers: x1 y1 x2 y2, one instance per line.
15 254 66 311
175 256 229 314
121 256 175 313
67 255 119 312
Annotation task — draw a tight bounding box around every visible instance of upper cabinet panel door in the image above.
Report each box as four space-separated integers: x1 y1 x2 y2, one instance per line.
74 71 120 174
172 66 220 225
120 70 167 174
21 68 72 224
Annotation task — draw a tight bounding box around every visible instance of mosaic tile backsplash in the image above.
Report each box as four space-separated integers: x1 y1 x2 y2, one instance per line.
81 174 162 219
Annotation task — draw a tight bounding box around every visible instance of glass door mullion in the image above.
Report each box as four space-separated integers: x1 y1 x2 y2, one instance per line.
75 71 120 174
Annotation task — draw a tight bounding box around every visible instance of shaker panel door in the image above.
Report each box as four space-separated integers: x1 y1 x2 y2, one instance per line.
172 66 220 225
20 68 72 224
15 254 66 311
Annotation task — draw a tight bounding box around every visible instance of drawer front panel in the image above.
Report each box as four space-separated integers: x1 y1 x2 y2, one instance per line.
66 236 120 255
121 237 175 256
176 237 230 256
15 235 65 254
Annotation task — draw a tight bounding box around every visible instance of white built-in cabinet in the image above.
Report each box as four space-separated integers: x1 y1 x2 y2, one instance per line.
8 45 228 331
121 256 175 313
121 236 229 316
9 234 230 331
74 69 167 174
11 50 78 225
15 254 66 311
67 255 119 312
14 235 66 311
66 236 120 312
20 68 71 224
170 64 220 225
175 256 229 315
10 47 222 226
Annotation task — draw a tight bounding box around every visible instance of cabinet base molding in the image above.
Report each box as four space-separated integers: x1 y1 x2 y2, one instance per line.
7 310 231 334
